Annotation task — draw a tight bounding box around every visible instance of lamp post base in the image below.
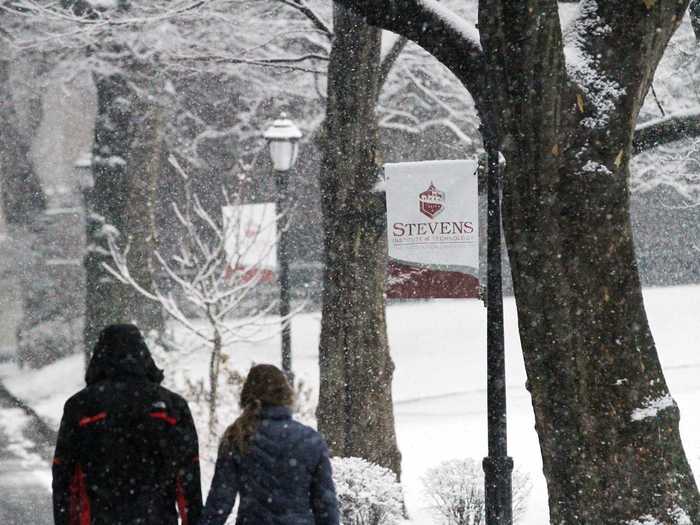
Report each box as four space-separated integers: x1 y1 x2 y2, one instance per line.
483 455 514 525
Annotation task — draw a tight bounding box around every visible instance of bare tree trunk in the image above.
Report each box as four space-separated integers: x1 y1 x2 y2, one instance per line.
317 5 401 477
0 53 48 365
0 58 45 226
208 327 222 434
84 73 132 353
124 96 164 334
84 72 162 355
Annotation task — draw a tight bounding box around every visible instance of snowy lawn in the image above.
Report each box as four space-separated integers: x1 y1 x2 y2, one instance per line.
2 285 699 524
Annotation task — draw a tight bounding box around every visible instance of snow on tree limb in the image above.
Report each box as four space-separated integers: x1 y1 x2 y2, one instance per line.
378 34 408 88
330 0 485 100
564 1 625 129
633 108 700 153
563 0 688 136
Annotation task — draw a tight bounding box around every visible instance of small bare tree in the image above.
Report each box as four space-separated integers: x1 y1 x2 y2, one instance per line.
105 157 294 432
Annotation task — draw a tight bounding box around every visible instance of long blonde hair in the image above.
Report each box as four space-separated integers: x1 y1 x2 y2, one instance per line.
220 364 294 455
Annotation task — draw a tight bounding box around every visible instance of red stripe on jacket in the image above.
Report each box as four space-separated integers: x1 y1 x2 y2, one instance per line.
149 411 177 425
176 476 189 525
78 412 107 427
69 465 91 525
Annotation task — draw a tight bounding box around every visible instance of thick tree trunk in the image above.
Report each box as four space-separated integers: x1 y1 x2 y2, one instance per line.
84 73 162 354
317 5 401 476
0 54 50 365
84 73 133 353
0 58 45 226
479 2 700 522
505 151 700 523
124 96 164 334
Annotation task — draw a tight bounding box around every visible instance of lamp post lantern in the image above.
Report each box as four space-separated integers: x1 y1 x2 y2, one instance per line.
264 113 302 381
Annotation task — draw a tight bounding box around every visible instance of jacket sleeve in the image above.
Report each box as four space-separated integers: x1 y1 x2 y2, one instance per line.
52 400 77 525
175 401 203 525
199 448 240 525
310 440 340 525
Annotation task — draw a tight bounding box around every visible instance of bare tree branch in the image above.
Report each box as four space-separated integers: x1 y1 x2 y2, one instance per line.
378 33 407 89
171 53 327 73
279 0 332 37
175 53 328 64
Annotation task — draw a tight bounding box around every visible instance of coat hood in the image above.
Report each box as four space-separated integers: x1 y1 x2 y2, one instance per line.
85 324 164 385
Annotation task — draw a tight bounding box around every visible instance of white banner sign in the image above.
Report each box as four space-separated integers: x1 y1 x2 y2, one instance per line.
385 159 479 298
222 202 277 284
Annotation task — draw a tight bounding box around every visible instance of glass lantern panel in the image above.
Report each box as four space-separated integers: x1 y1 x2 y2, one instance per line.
269 141 298 172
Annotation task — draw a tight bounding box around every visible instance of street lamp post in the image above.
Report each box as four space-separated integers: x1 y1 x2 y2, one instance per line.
263 113 302 382
481 124 513 525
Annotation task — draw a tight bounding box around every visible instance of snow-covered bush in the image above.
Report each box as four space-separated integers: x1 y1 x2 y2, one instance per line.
421 458 532 525
331 456 404 525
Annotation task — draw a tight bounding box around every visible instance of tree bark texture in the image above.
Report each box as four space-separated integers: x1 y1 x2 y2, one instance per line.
84 73 162 354
317 5 401 477
0 57 46 226
633 109 700 153
208 327 223 434
0 54 45 333
124 95 164 335
0 53 54 366
332 0 699 522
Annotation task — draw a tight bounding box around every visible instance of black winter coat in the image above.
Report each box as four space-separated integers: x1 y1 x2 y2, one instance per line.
199 405 339 525
52 324 203 525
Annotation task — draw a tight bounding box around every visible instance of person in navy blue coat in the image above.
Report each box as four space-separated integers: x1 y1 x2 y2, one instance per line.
199 364 339 525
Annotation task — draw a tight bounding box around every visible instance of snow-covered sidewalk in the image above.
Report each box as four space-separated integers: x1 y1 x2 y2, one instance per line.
3 285 699 524
0 384 54 524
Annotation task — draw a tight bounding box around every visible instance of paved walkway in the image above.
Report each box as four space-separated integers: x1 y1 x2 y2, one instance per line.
0 384 54 525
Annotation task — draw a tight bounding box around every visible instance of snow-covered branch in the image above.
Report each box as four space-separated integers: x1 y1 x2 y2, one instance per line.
104 163 298 349
172 53 328 74
564 0 688 132
633 108 700 154
102 161 304 428
330 0 485 101
379 33 408 88
378 112 474 146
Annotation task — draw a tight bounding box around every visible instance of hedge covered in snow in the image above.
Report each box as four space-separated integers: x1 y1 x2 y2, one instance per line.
331 456 404 525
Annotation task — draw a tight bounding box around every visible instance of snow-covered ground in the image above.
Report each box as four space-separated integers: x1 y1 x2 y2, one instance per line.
3 285 700 524
0 382 55 523
0 405 52 490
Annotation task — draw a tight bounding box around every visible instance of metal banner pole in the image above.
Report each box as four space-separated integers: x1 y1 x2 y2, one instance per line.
482 125 513 525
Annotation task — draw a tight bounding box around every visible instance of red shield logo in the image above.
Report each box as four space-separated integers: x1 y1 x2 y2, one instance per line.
419 182 445 219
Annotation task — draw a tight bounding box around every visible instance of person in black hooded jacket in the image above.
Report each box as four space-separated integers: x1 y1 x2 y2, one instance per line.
52 324 203 525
